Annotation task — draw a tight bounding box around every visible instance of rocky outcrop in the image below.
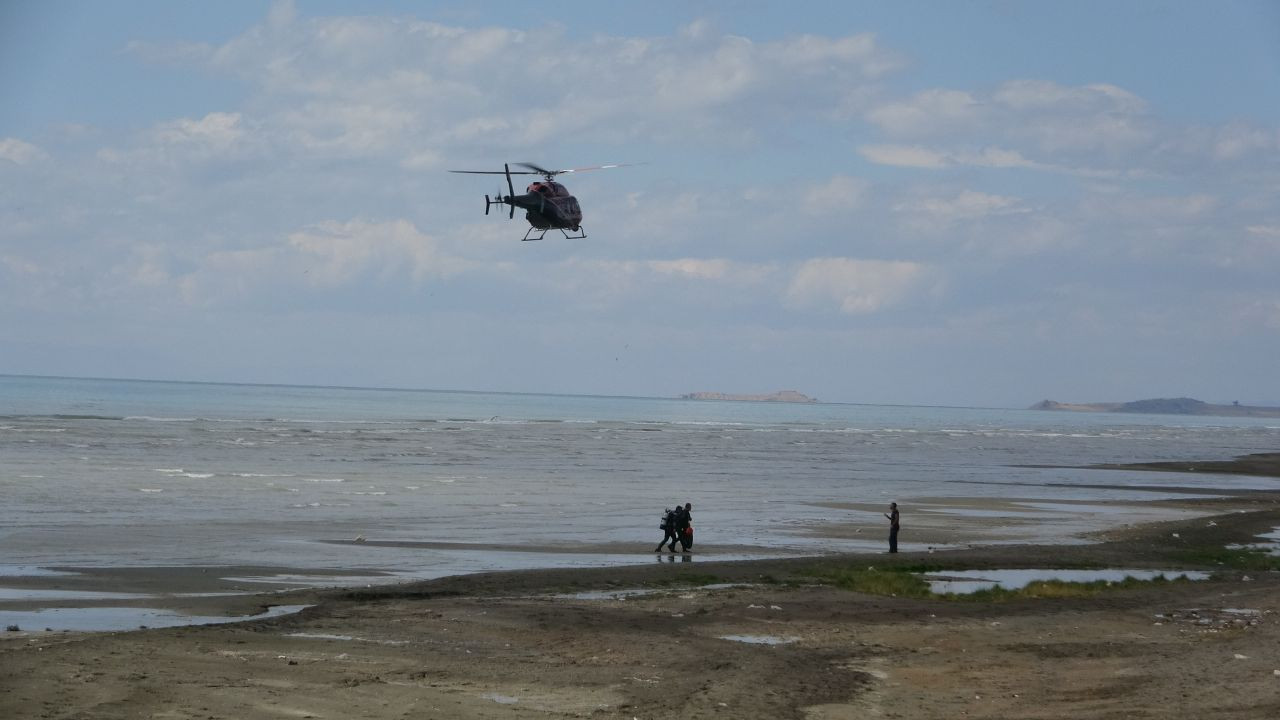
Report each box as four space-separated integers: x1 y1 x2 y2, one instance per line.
681 390 817 403
1032 397 1280 418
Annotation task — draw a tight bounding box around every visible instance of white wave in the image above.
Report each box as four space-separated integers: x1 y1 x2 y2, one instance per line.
232 473 296 478
302 477 346 483
157 469 214 479
125 416 199 422
137 488 164 493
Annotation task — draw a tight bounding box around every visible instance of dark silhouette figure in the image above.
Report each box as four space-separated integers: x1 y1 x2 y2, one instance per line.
885 502 900 553
676 502 692 552
655 506 681 552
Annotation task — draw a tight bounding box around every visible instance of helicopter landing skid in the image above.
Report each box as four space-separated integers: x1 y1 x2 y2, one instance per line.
522 226 587 241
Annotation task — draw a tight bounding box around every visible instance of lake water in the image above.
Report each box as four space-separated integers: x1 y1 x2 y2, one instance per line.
3 374 1278 576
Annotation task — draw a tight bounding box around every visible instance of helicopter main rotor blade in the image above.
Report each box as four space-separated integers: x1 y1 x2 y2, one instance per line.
559 162 644 173
511 162 645 178
513 162 557 177
452 163 642 177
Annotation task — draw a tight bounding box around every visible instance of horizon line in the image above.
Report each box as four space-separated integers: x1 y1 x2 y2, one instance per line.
0 372 1018 412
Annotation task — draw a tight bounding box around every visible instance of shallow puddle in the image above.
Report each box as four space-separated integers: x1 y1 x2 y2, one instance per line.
1231 526 1280 555
557 588 661 600
221 573 396 588
285 632 408 645
0 603 309 632
718 634 799 645
0 588 153 601
556 582 753 601
0 566 77 578
924 569 1209 595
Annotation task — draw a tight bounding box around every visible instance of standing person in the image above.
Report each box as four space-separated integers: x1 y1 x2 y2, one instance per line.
655 506 681 552
884 502 900 553
676 502 693 552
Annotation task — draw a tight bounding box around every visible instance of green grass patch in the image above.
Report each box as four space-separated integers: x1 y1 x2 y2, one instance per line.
946 574 1188 602
803 563 1203 602
801 565 933 598
1171 547 1280 572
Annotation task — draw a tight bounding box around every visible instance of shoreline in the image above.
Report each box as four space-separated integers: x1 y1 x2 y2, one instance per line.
2 454 1280 717
4 453 1278 619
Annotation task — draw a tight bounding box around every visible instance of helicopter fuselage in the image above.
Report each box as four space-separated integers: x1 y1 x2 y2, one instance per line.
509 181 583 231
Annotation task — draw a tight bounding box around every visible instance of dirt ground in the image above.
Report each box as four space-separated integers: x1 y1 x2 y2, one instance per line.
3 457 1280 719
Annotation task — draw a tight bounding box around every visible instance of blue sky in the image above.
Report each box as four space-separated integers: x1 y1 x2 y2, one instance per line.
2 0 1278 406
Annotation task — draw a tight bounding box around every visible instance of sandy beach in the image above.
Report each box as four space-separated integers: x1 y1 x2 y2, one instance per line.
3 454 1280 719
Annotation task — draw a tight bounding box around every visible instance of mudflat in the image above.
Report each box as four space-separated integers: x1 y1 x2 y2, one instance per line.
2 455 1279 719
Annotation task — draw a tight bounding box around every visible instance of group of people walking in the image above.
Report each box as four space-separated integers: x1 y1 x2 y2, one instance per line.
656 502 693 553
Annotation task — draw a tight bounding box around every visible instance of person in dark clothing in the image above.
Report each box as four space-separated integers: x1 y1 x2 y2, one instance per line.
884 502 900 553
655 506 681 552
674 502 692 552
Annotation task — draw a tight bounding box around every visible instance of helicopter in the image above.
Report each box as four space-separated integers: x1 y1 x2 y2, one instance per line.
448 162 632 241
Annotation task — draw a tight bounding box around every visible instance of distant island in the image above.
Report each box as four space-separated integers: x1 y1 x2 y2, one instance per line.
681 390 818 403
1030 397 1280 419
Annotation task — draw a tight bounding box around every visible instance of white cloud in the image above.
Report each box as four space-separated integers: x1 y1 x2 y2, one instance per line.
400 149 442 170
648 258 775 284
858 144 949 169
801 175 871 212
993 80 1153 154
155 112 245 149
1246 225 1280 238
786 258 931 314
286 219 471 285
1208 123 1280 162
866 89 982 136
555 257 773 294
1079 193 1219 223
648 258 732 280
137 13 902 157
894 190 1026 224
860 144 1046 170
0 138 46 165
993 80 1146 114
162 218 478 307
861 79 1169 172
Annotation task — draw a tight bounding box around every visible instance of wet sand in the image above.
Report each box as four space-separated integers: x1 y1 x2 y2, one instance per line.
2 454 1279 718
